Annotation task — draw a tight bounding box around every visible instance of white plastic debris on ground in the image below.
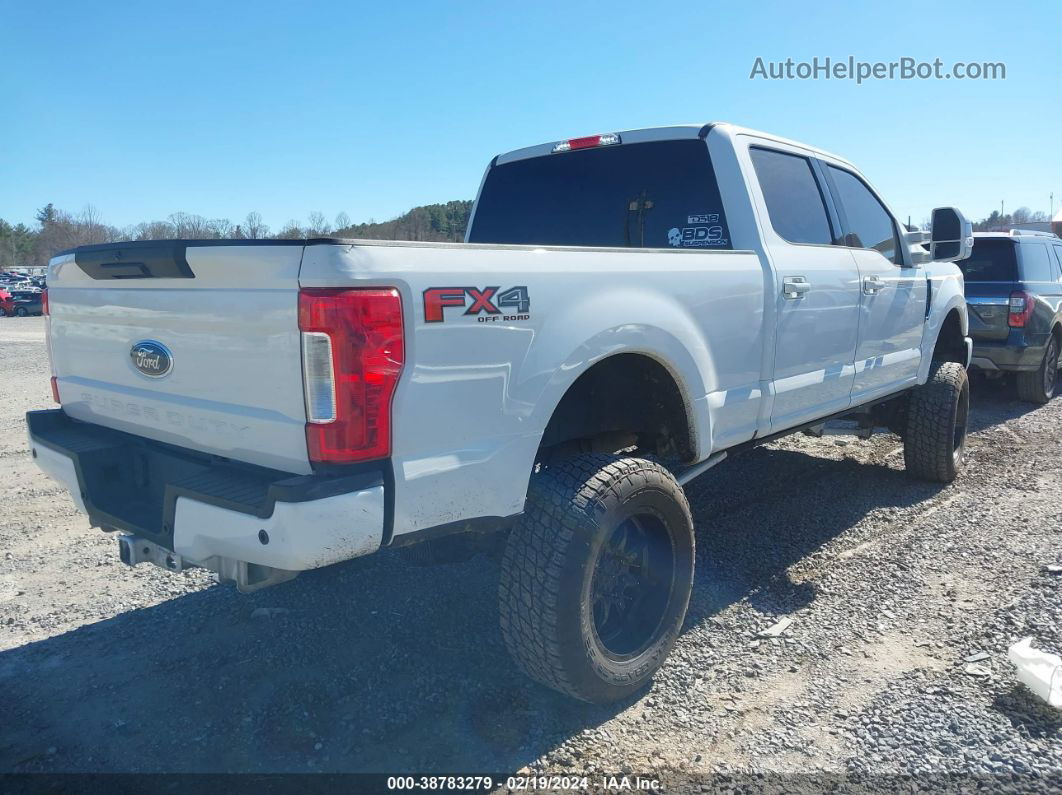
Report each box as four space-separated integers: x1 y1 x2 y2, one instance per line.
1008 637 1062 708
756 617 793 638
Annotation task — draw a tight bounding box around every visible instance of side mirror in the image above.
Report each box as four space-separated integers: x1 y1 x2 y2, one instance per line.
929 207 973 262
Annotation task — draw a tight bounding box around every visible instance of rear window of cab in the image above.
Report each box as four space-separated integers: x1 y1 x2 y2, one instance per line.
468 140 732 250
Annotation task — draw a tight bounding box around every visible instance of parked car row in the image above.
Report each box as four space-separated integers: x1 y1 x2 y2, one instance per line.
1 271 46 316
0 271 46 289
0 287 44 317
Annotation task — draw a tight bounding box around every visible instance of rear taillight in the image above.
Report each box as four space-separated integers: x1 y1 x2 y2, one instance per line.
50 376 60 404
298 288 404 465
42 289 49 316
1008 290 1035 328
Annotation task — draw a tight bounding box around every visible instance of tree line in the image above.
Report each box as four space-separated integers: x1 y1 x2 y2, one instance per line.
0 200 474 269
971 207 1053 232
0 199 1053 269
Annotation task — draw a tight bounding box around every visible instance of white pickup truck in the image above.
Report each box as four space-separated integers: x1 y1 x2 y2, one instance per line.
29 122 973 703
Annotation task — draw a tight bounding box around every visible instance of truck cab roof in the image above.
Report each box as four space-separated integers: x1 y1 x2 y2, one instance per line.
495 122 859 171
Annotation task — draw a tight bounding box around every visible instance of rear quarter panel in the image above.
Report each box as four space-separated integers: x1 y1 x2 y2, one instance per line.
299 242 765 537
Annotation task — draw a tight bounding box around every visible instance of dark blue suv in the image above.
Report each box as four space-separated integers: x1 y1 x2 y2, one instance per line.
962 231 1062 403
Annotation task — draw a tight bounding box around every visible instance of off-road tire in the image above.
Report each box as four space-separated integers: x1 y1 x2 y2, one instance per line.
903 361 970 483
1015 333 1059 405
498 454 694 703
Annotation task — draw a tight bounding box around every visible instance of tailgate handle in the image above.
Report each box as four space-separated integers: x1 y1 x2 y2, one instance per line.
98 262 153 278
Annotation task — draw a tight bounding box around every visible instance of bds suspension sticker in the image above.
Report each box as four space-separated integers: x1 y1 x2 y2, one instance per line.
666 212 729 248
423 286 530 323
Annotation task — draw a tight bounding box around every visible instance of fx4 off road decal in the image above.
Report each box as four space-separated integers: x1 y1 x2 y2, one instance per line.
423 286 531 323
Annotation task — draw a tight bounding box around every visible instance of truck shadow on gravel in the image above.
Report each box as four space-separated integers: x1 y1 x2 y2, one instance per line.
0 390 1035 774
683 443 941 624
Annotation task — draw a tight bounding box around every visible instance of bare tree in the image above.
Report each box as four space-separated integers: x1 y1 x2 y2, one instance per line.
168 212 213 238
305 211 331 236
74 205 113 245
244 211 268 239
277 219 303 238
207 218 234 238
142 220 177 240
334 211 350 231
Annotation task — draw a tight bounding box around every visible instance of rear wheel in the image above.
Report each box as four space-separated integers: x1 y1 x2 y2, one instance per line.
903 361 969 483
14 307 27 317
1016 334 1059 404
498 454 694 703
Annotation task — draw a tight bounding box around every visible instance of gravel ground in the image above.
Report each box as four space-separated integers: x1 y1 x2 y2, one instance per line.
1 315 1060 787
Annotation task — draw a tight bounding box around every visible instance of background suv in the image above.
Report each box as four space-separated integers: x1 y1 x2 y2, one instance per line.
962 230 1062 403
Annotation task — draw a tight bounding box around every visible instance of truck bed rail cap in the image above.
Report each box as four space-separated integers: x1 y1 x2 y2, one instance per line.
52 237 351 261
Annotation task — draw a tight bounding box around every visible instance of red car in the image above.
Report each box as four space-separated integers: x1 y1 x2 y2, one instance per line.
0 289 14 317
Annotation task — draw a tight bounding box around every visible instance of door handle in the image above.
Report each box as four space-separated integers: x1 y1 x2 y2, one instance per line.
863 275 887 295
782 276 810 299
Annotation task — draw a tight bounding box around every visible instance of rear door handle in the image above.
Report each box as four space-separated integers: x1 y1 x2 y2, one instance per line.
863 275 887 295
782 276 810 299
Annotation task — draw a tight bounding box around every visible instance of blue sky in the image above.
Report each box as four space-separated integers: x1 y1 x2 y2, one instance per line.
2 0 1059 231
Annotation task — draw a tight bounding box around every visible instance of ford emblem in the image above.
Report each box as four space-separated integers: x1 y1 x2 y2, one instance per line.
130 340 173 378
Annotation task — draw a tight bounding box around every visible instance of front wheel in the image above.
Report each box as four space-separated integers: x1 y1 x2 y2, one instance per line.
1015 334 1059 405
498 454 694 703
903 361 970 483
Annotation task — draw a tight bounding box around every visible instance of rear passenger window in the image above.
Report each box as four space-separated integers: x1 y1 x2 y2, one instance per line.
1020 244 1055 282
750 148 834 246
1053 246 1062 279
827 166 901 264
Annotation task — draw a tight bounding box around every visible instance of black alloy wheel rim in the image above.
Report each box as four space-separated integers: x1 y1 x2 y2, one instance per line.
1044 337 1059 398
952 380 970 465
590 512 675 659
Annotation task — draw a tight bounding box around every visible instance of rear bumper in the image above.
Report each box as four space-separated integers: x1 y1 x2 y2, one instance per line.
970 331 1050 372
27 409 386 580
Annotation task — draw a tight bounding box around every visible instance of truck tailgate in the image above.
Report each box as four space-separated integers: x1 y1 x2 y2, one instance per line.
48 242 312 474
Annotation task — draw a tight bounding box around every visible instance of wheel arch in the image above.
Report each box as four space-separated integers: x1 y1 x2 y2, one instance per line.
538 350 700 463
523 294 718 465
932 307 967 364
918 274 969 384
